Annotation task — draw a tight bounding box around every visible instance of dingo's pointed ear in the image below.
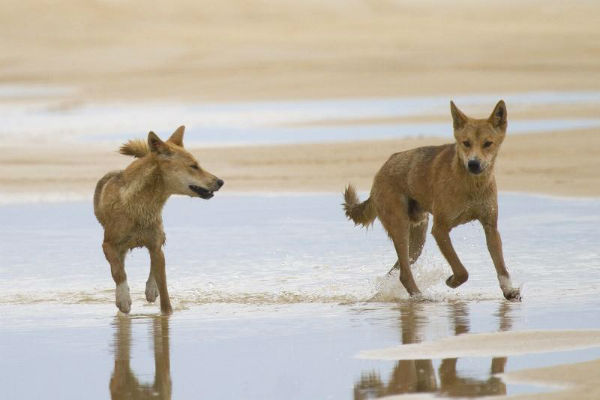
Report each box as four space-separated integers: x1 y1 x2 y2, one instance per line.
167 125 185 147
489 100 507 130
148 131 170 155
450 101 468 130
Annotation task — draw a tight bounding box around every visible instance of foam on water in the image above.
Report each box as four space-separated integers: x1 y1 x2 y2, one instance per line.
0 259 459 308
0 193 598 311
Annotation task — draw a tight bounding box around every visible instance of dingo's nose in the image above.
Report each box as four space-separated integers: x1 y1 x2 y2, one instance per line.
468 160 482 174
216 179 224 189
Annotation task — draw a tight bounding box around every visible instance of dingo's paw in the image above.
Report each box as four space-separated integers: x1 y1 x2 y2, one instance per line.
116 282 132 313
446 273 468 288
503 288 522 302
145 278 159 303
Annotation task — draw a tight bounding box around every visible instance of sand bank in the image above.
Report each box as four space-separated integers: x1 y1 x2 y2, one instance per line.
358 330 600 360
2 129 599 201
500 358 600 400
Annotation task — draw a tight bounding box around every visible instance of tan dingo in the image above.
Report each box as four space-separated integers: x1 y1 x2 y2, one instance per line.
343 101 520 301
94 126 224 314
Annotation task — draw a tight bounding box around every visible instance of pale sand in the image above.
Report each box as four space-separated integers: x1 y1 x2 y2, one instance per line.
500 359 600 400
358 330 600 360
2 129 599 200
1 0 599 103
1 0 598 199
359 330 600 400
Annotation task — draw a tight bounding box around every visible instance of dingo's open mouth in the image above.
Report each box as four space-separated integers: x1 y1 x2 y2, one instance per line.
189 185 214 199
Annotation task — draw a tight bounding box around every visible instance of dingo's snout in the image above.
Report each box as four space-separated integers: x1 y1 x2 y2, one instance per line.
189 177 224 199
209 177 224 192
467 159 482 174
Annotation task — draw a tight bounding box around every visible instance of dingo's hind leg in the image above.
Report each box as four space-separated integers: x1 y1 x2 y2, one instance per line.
145 271 159 303
378 203 421 296
409 215 429 265
148 246 173 314
386 215 428 276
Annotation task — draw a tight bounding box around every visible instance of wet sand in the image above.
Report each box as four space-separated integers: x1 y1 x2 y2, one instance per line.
501 359 600 400
2 128 600 201
359 330 600 360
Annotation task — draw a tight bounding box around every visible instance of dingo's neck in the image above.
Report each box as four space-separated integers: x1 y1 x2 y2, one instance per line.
120 157 170 224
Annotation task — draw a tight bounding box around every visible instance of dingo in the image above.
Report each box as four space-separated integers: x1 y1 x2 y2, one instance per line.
94 126 224 314
343 101 520 301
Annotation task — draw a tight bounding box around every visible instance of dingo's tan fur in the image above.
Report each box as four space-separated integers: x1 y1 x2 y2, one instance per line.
344 101 520 301
94 126 224 314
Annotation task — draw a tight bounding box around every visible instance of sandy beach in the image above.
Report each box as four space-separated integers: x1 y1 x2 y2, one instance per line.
1 1 599 399
1 0 599 200
1 0 599 102
2 127 599 201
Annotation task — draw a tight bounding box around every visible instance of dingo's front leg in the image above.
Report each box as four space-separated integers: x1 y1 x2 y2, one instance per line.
432 223 469 289
149 246 172 314
482 223 521 301
103 242 132 313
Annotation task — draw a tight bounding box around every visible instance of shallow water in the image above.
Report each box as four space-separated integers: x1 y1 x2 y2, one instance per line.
1 90 599 145
1 193 599 399
1 193 599 306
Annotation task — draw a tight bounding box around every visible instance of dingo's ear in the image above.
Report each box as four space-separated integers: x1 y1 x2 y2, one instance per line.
489 100 507 130
167 125 185 147
450 101 468 130
148 131 171 155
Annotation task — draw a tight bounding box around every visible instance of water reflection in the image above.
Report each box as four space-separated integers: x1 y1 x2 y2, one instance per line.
110 316 172 400
354 302 512 399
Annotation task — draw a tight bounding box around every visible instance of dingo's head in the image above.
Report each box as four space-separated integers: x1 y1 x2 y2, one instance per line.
147 126 224 199
450 100 507 175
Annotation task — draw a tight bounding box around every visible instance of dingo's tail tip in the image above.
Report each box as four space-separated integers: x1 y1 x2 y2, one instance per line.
119 139 149 158
343 184 377 227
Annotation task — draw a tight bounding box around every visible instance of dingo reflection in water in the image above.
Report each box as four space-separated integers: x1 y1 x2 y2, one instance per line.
354 302 512 399
110 316 172 400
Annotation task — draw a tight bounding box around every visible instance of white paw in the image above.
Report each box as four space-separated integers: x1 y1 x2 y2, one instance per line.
115 282 132 313
145 278 159 303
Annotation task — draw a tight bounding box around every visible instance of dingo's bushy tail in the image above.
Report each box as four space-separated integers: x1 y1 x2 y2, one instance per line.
119 139 149 158
343 185 377 227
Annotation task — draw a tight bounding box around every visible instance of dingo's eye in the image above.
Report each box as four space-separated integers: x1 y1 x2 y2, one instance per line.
462 141 471 148
483 141 493 148
190 164 199 170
